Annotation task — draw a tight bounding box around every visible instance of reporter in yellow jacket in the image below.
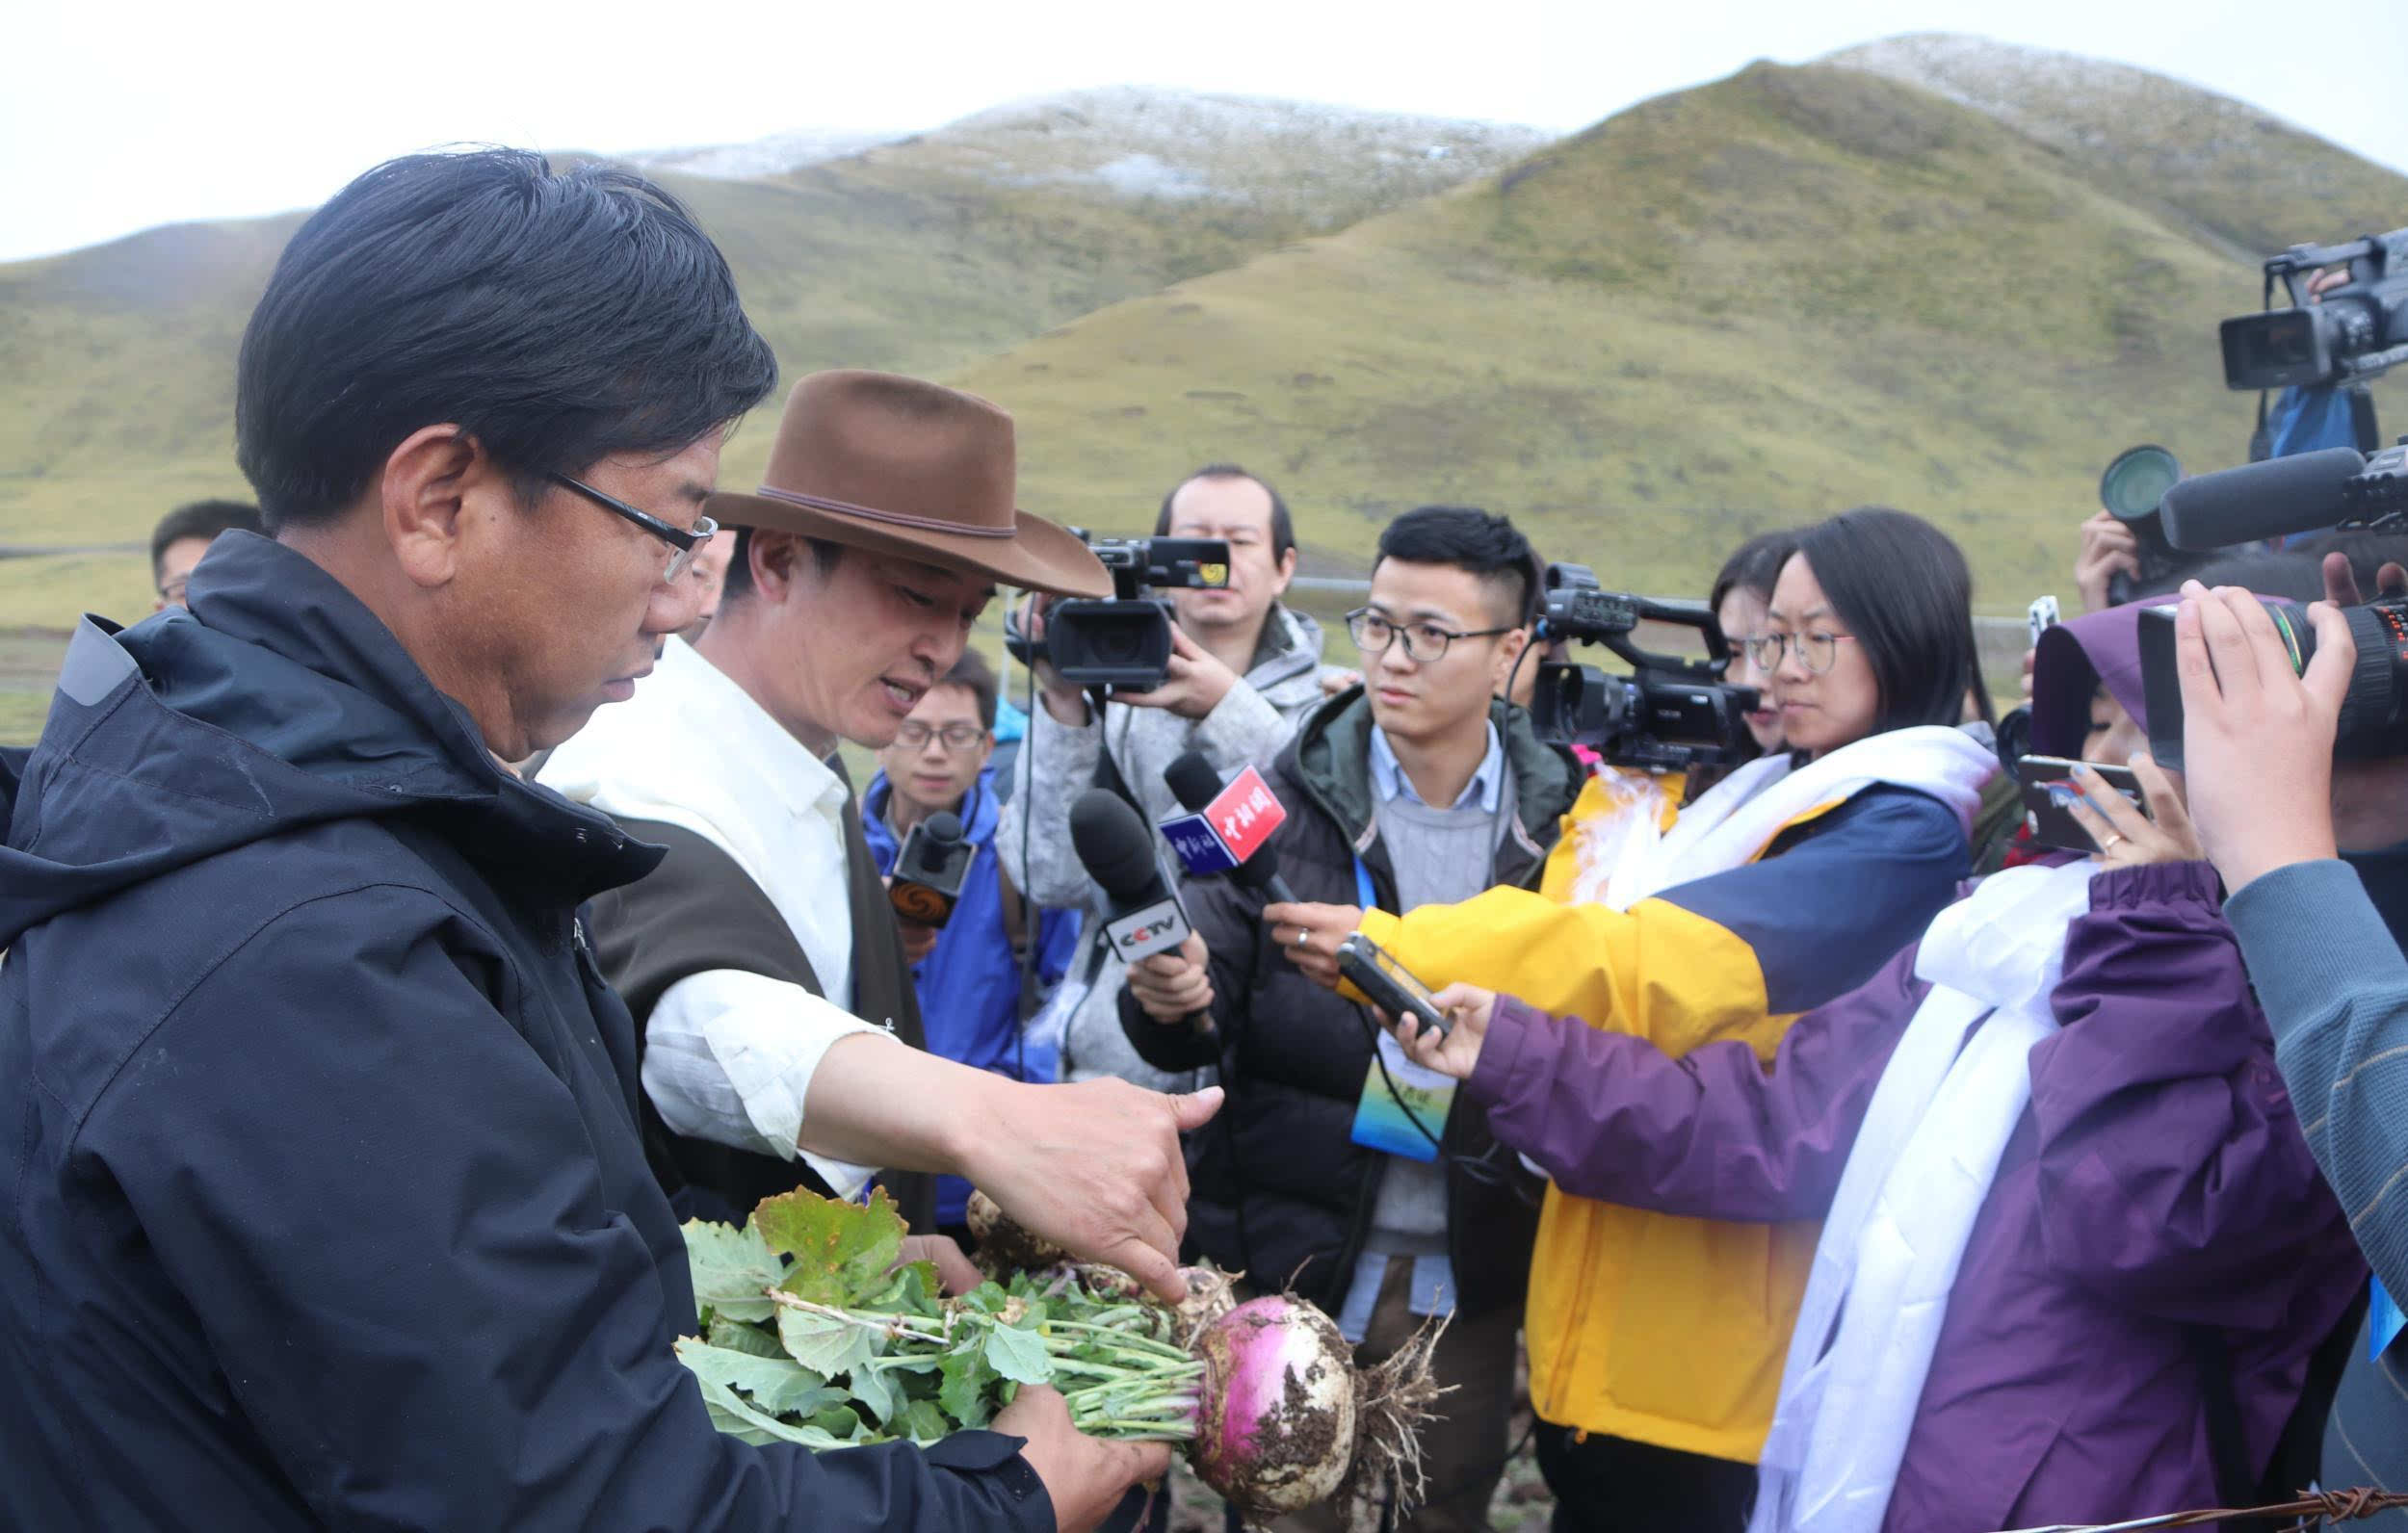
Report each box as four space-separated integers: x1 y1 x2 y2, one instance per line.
1269 509 2001 1530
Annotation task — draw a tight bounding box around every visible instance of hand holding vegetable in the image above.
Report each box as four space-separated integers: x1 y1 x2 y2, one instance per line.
957 1078 1222 1305
899 1234 982 1298
993 1386 1175 1533
1390 983 1498 1081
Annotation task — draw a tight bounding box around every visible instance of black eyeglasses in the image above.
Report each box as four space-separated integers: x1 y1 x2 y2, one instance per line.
547 473 718 583
1346 607 1516 663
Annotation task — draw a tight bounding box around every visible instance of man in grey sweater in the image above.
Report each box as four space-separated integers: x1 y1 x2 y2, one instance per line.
2178 573 2408 1515
999 465 1327 1089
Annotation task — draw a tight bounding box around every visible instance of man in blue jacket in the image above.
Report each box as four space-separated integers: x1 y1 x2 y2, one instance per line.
865 647 1082 1231
0 148 1183 1532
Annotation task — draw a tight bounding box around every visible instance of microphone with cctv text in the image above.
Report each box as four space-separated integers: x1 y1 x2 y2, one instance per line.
1068 790 1195 965
1160 751 1300 905
887 811 973 928
2159 447 2369 552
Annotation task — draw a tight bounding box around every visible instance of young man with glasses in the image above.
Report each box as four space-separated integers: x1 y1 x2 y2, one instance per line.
3 154 1184 1532
998 464 1329 1094
863 649 1082 1241
1119 506 1582 1532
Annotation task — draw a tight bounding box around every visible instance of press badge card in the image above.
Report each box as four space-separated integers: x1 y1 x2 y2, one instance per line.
1349 1029 1456 1163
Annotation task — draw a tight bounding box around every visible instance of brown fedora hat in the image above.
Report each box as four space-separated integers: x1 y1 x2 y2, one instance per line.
705 370 1111 598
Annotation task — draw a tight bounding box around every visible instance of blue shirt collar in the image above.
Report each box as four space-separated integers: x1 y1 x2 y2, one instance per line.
1369 720 1505 812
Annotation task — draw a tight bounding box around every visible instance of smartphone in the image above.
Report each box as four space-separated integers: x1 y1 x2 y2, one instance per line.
2015 754 2149 854
1336 933 1453 1040
2028 595 2062 650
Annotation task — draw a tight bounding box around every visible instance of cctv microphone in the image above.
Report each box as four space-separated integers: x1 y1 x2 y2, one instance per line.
1160 751 1300 905
2159 447 2368 552
888 811 974 928
1068 790 1195 965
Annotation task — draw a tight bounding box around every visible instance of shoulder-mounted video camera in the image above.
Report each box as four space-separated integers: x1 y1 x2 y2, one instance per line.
2139 437 2408 760
1004 533 1232 691
1530 562 1761 772
2221 227 2408 393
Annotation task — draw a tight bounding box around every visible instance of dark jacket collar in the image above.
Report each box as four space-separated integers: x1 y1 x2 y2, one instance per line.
1281 688 1581 865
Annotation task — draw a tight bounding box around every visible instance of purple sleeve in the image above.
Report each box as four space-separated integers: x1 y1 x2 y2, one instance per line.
2028 861 2352 1328
1466 948 1924 1222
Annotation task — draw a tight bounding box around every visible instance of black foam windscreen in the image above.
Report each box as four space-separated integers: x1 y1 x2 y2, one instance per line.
1165 751 1221 813
2159 448 2365 552
1068 790 1165 903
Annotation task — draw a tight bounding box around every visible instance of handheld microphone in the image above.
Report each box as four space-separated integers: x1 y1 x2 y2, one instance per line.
1160 752 1300 905
1068 790 1194 964
888 811 974 927
2159 447 2369 551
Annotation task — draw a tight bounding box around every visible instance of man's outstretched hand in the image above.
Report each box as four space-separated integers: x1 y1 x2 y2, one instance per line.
958 1078 1223 1305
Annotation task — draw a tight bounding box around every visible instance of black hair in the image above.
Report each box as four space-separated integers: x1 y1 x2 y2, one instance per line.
1155 464 1296 560
1709 529 1797 616
1790 507 1992 731
718 527 845 605
931 648 1001 730
1373 506 1537 627
150 499 262 579
236 148 777 532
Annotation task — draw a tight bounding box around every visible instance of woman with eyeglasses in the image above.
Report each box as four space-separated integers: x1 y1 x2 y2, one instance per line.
1269 507 2000 1532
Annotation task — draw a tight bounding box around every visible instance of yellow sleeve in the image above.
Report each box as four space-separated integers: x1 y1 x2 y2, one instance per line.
1357 886 1784 1062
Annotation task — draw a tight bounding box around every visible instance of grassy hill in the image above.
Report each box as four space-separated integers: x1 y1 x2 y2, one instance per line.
0 91 1540 628
932 51 2408 607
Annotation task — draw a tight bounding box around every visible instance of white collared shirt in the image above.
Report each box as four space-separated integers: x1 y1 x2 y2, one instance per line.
1367 720 1506 811
537 636 885 1195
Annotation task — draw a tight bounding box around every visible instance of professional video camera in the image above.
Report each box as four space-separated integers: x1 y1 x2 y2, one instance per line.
2221 228 2408 393
1004 533 1231 690
1530 562 1760 771
2137 438 2408 761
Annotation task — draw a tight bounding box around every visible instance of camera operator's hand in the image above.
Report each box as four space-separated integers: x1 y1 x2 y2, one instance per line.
2074 511 2142 613
898 919 938 966
1389 982 1498 1081
2064 754 2204 869
1128 932 1213 1024
1112 626 1239 719
992 1385 1173 1533
1017 594 1091 726
2322 550 2408 608
1265 900 1362 990
1320 666 1363 699
2177 582 2353 893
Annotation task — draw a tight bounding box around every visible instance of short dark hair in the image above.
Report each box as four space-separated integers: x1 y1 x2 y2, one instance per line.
718 527 844 605
930 648 1001 730
1155 464 1295 560
150 500 262 579
1373 506 1537 627
236 149 777 532
1791 507 1992 730
1709 529 1796 616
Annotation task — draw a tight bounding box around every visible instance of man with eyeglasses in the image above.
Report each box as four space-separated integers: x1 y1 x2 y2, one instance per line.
1119 505 1582 1532
2 152 1199 1533
862 649 1083 1241
999 463 1329 1096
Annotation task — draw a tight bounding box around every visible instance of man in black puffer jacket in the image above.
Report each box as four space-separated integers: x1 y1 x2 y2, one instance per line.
1121 507 1580 1531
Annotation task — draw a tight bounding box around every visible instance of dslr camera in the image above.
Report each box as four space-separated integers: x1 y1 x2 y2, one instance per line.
1006 533 1231 690
1531 562 1761 771
2138 438 2408 762
2221 228 2408 393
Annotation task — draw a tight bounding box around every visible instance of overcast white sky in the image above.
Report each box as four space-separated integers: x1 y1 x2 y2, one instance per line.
4 0 2403 263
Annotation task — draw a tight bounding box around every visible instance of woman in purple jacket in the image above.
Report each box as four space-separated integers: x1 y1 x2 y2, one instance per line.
1392 603 2367 1533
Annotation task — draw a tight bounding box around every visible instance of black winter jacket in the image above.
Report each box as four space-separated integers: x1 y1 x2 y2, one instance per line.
1120 691 1580 1317
0 533 1046 1531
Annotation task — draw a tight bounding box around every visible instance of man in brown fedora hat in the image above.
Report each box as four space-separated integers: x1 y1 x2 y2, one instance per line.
540 369 1222 1301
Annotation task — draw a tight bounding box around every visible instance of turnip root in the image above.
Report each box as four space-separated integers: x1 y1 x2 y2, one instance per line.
679 1186 1440 1523
963 1187 1069 1276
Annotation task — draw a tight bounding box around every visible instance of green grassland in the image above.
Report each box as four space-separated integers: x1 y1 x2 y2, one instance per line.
938 60 2407 608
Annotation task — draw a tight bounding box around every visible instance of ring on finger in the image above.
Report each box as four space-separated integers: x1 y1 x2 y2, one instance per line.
2099 831 2128 854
